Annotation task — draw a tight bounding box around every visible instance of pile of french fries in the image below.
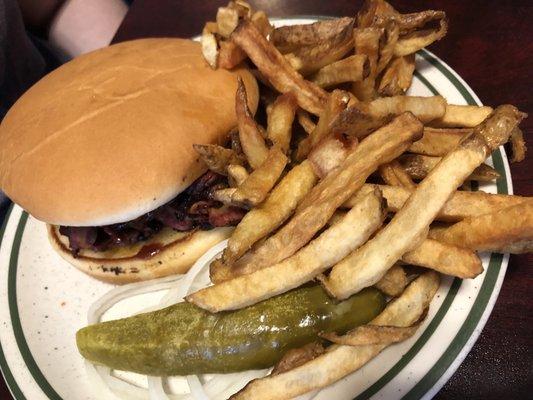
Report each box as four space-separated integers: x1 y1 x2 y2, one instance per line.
191 1 530 398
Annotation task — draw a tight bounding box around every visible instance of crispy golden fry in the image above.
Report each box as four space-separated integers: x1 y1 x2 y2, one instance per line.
352 27 381 100
510 126 527 163
234 114 422 275
322 323 419 346
430 202 533 254
368 95 447 123
232 21 328 115
296 109 316 134
227 164 249 186
329 105 391 140
272 17 353 53
272 342 325 375
227 0 252 18
213 160 317 275
251 10 273 37
310 55 369 88
345 183 529 222
374 264 407 296
189 188 386 311
399 153 500 182
193 144 243 175
201 30 218 69
296 90 350 159
271 18 354 75
230 146 288 208
377 21 400 73
266 93 298 153
323 105 524 299
395 10 447 35
216 6 239 37
307 134 358 178
378 54 415 96
357 0 396 28
213 188 237 204
408 127 470 156
378 160 416 189
402 238 483 278
230 271 439 400
393 16 448 56
431 104 493 128
235 77 269 169
219 40 247 69
283 53 303 71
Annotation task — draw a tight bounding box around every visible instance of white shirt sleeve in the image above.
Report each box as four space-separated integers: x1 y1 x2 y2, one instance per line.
48 0 128 59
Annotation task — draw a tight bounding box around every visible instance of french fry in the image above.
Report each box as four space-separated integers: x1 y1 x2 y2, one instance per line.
296 109 316 134
216 6 239 38
378 160 416 189
430 202 533 254
307 134 358 178
229 146 288 208
251 10 273 37
310 55 370 88
296 90 350 159
393 16 448 56
189 188 386 311
399 154 500 182
219 40 247 69
431 104 493 128
266 93 298 153
344 183 529 222
378 54 416 96
193 144 243 175
230 271 439 400
395 10 447 35
357 0 396 28
227 164 249 186
235 77 269 169
408 127 470 156
271 18 355 75
214 160 317 272
352 27 381 101
272 17 354 53
231 20 329 115
328 105 391 140
374 264 407 296
376 20 400 73
402 238 483 278
201 30 219 69
368 95 447 123
321 323 420 346
323 105 524 300
213 188 237 204
510 126 527 163
235 113 422 274
272 342 324 375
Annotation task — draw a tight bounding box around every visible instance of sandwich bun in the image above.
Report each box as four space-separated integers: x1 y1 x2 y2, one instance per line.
0 38 259 283
48 225 232 284
0 38 258 226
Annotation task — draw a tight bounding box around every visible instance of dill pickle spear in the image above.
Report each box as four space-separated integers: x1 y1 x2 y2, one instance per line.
76 285 385 375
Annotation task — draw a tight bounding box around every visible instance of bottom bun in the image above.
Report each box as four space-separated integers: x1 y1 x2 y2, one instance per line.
48 225 233 284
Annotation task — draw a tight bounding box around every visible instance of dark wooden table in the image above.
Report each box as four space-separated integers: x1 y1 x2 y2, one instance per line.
1 0 531 399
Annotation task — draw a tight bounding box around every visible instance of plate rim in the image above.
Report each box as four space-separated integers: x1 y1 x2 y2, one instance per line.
0 19 513 400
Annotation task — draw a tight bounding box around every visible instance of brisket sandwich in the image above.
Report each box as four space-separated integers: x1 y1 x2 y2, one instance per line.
0 38 258 283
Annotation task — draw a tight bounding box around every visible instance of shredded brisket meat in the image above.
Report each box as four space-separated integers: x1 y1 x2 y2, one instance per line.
58 171 246 255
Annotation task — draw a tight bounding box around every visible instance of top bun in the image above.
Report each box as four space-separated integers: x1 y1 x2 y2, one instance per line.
0 38 258 226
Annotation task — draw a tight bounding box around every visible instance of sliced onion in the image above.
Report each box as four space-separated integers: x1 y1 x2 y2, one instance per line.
85 239 275 400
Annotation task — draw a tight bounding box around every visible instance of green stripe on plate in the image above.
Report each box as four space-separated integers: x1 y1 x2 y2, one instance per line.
0 205 27 400
8 212 63 400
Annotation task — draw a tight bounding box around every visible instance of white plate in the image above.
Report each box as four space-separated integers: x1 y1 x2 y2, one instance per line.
0 17 513 400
